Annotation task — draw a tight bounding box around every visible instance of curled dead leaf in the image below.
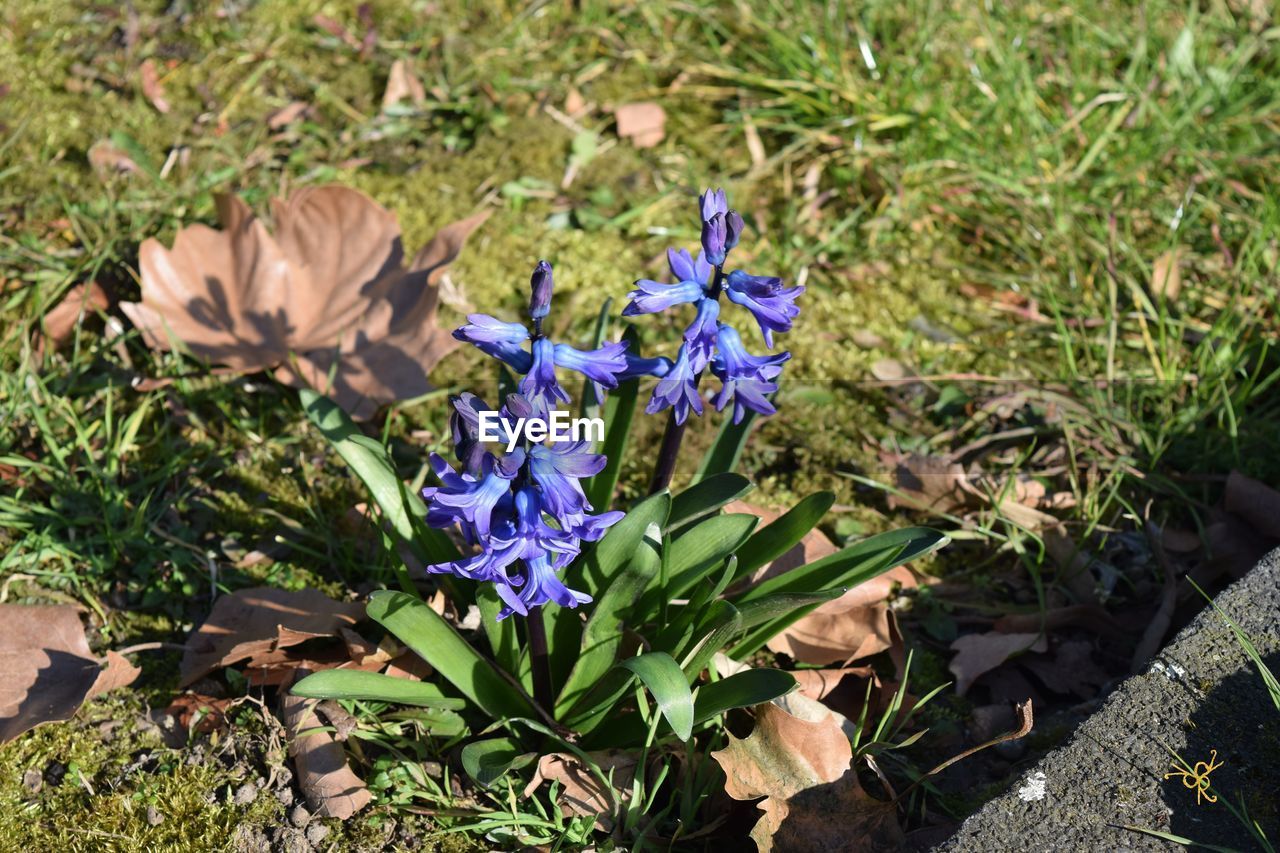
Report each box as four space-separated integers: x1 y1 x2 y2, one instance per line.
614 102 666 148
281 669 372 820
382 59 426 109
711 702 902 852
179 587 364 687
121 186 489 419
0 605 140 743
35 281 109 358
523 750 636 831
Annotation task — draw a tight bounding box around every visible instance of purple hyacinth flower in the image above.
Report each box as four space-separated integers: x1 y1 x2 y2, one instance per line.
683 298 720 373
701 213 728 266
520 337 571 413
449 392 495 475
724 270 804 348
645 344 704 425
667 247 714 287
529 260 553 321
421 452 519 538
618 352 673 381
623 279 704 316
454 314 533 373
527 441 606 517
725 210 744 251
710 324 790 423
700 187 728 222
558 507 626 542
552 340 630 403
498 487 591 617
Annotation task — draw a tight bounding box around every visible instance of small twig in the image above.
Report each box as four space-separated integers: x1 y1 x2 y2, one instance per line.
893 700 1034 803
115 641 188 656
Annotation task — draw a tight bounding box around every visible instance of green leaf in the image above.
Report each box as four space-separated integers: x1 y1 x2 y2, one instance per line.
556 522 662 718
693 407 759 483
300 389 459 566
460 737 536 788
476 584 521 676
618 652 695 741
729 528 947 658
667 472 753 533
733 491 835 580
636 513 758 618
583 362 639 511
680 600 743 680
735 527 947 605
367 590 533 720
291 669 466 709
693 669 796 725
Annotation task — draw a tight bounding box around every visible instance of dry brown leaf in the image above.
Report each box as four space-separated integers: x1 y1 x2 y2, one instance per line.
36 281 109 356
0 605 140 743
523 750 637 831
88 139 140 176
1224 469 1280 540
166 692 233 734
890 453 1059 532
948 631 1048 696
614 102 666 148
121 186 488 419
1151 248 1183 301
1021 640 1107 698
139 59 170 113
267 101 310 130
281 670 372 820
179 587 364 687
382 59 426 109
711 702 902 852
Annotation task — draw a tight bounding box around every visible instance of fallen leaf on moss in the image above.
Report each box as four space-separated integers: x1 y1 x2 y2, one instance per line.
711 701 902 852
121 186 488 419
523 750 637 831
281 669 372 820
614 102 666 148
948 631 1048 695
179 587 364 687
35 281 109 357
383 59 426 109
139 58 170 113
0 605 140 743
166 692 233 734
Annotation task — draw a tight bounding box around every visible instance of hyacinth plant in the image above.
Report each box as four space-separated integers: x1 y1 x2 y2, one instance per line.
292 189 945 839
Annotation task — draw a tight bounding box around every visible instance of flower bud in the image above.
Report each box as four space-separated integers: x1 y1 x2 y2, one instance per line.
529 260 553 321
725 209 744 251
701 213 727 266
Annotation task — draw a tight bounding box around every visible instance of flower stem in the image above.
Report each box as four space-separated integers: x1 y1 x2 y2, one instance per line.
526 605 554 711
648 411 687 494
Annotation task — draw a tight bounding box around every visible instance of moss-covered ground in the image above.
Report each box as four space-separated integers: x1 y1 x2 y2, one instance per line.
2 0 1278 848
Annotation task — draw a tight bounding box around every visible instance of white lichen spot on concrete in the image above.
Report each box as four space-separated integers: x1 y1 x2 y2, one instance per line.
1017 771 1048 802
1151 660 1188 680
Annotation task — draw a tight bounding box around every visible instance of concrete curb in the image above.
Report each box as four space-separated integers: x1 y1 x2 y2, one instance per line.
938 548 1280 851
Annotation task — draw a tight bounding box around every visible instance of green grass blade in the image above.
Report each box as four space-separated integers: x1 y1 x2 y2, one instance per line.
583 376 639 512
733 491 836 580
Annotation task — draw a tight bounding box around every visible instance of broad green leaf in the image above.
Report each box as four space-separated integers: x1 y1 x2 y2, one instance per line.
584 374 639 511
693 406 759 483
460 737 536 787
291 669 466 709
636 514 757 618
729 528 947 658
300 389 459 566
667 472 753 533
693 669 796 725
734 527 946 605
367 590 533 720
650 556 740 660
556 522 662 718
680 601 743 681
477 584 521 676
618 652 695 741
733 491 835 580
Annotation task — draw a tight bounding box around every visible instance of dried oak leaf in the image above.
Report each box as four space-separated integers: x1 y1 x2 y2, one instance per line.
712 701 902 853
179 587 364 687
35 281 110 358
948 631 1048 696
121 186 488 419
281 669 372 820
0 605 140 743
523 750 637 832
728 501 917 666
614 102 666 148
